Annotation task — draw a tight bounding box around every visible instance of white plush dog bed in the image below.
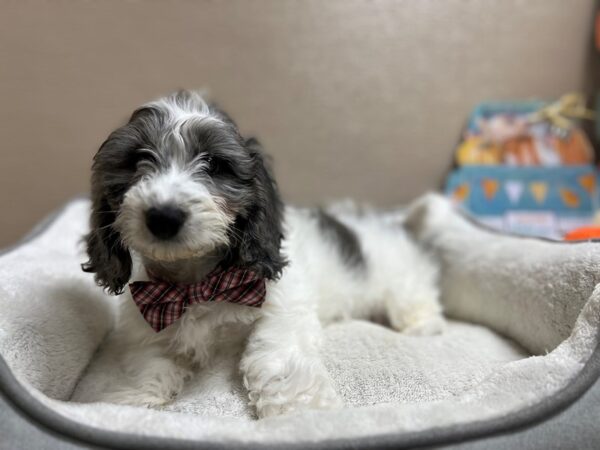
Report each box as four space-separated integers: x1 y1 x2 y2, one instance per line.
1 194 599 448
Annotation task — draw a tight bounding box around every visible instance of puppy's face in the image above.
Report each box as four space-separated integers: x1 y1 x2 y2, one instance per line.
83 91 286 294
113 97 253 262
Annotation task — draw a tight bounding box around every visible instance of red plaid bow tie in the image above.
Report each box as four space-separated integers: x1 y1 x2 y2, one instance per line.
129 267 266 332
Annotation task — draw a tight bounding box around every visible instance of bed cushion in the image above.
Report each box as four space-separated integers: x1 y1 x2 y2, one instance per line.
0 194 598 446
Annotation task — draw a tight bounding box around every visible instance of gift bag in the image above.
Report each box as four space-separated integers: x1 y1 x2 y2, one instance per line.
446 94 597 239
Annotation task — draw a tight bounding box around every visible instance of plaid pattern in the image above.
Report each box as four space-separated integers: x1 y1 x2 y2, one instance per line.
129 267 266 332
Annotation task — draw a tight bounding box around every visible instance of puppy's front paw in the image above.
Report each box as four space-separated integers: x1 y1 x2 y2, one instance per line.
250 372 341 419
101 388 178 408
243 354 342 418
102 357 191 408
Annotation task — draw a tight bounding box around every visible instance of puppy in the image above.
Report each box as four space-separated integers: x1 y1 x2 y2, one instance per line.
83 90 444 418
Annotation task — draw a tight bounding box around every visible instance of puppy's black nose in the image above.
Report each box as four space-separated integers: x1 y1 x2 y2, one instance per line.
145 205 187 240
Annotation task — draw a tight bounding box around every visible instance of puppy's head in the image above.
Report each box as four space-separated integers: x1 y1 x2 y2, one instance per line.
82 91 286 294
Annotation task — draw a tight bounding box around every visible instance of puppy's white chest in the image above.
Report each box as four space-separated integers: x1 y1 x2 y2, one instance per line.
170 302 261 363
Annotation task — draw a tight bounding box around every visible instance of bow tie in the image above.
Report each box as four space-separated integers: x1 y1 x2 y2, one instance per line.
129 267 266 332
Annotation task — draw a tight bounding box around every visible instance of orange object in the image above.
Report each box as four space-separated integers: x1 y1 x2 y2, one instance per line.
553 129 593 165
453 183 470 202
579 173 596 195
481 178 499 200
560 188 581 208
565 226 600 241
503 136 539 165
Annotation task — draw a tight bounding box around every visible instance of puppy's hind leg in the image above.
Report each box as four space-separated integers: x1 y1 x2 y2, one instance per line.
385 288 446 335
383 243 446 336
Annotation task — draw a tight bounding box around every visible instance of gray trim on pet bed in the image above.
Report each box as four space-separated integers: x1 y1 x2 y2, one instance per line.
0 197 599 449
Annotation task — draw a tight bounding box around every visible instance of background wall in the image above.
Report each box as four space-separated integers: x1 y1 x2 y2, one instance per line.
0 0 597 246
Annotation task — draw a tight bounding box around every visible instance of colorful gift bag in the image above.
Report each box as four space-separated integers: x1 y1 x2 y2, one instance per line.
446 95 597 239
446 166 597 239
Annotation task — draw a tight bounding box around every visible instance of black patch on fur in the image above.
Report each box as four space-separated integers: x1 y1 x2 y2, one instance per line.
315 209 366 271
220 137 287 280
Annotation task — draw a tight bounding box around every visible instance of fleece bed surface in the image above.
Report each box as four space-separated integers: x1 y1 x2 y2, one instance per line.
0 194 599 447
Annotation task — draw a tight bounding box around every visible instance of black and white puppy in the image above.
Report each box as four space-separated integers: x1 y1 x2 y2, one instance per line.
83 90 444 418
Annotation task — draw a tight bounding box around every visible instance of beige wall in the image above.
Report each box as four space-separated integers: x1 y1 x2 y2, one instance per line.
0 0 597 246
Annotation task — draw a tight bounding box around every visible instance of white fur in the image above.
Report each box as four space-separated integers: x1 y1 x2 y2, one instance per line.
109 205 443 418
117 166 233 262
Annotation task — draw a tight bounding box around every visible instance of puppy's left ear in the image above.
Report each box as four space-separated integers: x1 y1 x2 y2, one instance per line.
234 138 287 280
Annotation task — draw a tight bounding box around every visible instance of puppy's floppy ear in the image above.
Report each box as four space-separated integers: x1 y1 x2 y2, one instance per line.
81 146 133 295
233 138 287 279
82 187 132 294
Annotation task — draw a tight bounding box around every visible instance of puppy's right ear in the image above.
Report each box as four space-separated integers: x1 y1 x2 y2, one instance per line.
81 104 158 294
82 186 132 295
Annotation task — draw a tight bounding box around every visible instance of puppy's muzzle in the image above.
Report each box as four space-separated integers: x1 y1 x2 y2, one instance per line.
145 205 187 240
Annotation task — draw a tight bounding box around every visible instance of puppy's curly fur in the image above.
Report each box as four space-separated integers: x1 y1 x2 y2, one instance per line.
83 91 444 417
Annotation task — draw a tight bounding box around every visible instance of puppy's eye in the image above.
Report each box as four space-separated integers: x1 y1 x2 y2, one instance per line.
121 149 148 171
206 155 234 177
130 149 157 169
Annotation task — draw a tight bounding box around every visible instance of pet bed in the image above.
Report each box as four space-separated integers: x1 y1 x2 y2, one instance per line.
1 194 600 449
